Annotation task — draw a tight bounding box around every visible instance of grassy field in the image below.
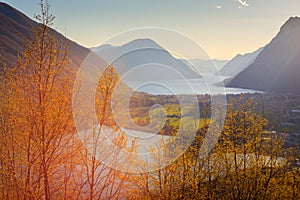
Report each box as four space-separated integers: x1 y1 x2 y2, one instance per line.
129 103 210 135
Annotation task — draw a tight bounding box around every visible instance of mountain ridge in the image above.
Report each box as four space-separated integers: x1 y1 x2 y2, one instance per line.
219 47 263 77
93 38 202 81
227 16 300 94
0 2 98 72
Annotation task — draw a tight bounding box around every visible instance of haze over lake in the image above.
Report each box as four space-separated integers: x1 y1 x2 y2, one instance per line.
125 76 262 95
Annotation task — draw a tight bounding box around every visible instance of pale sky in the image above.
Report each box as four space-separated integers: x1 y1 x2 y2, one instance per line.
2 0 300 59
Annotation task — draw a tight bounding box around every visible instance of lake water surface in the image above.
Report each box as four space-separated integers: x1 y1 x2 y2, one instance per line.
125 76 262 95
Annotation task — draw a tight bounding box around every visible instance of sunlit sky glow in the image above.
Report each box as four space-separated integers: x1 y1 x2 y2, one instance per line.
2 0 300 59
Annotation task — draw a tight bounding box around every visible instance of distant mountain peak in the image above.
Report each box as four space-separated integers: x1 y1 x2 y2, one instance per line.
92 37 201 81
122 38 163 49
127 38 158 44
219 47 263 77
93 38 164 54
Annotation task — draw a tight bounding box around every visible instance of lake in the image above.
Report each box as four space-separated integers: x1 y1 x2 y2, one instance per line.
125 75 262 95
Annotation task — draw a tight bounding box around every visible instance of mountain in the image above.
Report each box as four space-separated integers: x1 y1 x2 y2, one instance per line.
219 47 263 77
187 58 228 75
93 38 202 81
0 2 103 72
228 17 300 94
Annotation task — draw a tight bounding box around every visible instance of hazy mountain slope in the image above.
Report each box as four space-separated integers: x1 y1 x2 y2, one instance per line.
228 17 300 94
219 47 263 77
93 38 202 81
0 2 97 71
187 58 228 75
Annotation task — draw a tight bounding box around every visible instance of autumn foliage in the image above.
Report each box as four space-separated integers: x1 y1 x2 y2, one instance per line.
0 1 299 200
